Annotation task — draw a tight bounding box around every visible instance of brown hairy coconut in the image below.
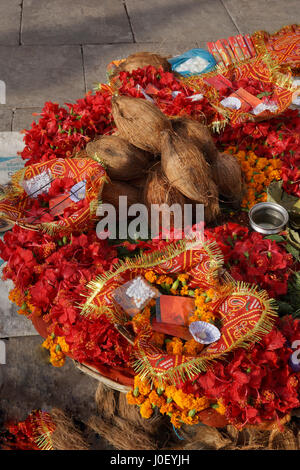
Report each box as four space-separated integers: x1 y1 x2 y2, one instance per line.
101 180 140 212
160 130 220 222
130 176 147 190
144 164 187 229
172 117 219 164
86 134 152 181
112 52 171 76
211 152 243 204
111 95 172 154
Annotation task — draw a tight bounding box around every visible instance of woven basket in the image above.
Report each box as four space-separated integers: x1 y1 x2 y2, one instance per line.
74 360 131 393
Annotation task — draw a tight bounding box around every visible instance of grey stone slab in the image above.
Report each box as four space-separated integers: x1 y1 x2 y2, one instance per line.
223 0 300 35
0 336 100 426
0 46 85 107
0 108 13 131
83 42 198 89
12 107 41 132
126 0 238 43
0 0 21 45
22 0 133 45
0 276 37 338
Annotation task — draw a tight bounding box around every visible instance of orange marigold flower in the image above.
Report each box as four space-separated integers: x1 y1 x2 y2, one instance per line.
140 399 154 419
151 332 165 348
180 285 189 296
145 271 157 283
170 411 182 428
184 339 204 356
134 375 151 395
126 391 145 405
149 390 165 408
166 337 183 355
214 399 226 415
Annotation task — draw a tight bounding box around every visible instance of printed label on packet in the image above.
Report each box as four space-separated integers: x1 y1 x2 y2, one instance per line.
236 35 251 59
215 40 231 67
244 34 257 57
228 36 245 61
207 42 223 64
220 39 236 64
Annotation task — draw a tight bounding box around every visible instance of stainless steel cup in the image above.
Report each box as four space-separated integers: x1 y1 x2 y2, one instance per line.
249 202 289 235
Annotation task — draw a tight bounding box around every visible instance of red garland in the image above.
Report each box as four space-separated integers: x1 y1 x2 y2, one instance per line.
0 227 131 368
20 89 114 166
180 317 300 428
206 222 294 298
215 109 300 198
116 65 215 121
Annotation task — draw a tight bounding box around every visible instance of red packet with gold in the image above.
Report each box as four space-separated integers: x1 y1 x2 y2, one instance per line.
230 87 262 111
215 40 231 66
207 42 223 64
236 35 251 59
156 295 195 325
244 34 256 57
228 36 245 61
221 39 236 64
151 319 193 340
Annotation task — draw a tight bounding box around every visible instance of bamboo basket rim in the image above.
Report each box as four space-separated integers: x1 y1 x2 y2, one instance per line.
73 360 131 393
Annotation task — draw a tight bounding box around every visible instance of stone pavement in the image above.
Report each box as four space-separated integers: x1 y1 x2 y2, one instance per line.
0 0 299 446
0 0 298 132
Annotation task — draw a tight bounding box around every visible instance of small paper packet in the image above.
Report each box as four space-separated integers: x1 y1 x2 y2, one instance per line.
111 276 160 317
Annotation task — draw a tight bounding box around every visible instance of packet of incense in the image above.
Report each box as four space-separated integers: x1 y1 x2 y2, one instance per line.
236 35 251 59
228 36 245 61
244 34 257 57
207 42 223 64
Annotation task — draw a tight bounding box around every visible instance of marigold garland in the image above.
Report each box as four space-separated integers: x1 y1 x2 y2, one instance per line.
224 147 282 209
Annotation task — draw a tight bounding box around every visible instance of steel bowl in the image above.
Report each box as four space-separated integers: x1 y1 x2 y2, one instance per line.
249 202 289 235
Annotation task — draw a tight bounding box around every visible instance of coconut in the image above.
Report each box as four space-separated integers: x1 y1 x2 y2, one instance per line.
86 135 152 181
113 52 171 76
130 176 148 190
160 129 220 214
211 152 243 203
144 164 187 229
111 96 172 154
101 180 140 212
172 117 219 165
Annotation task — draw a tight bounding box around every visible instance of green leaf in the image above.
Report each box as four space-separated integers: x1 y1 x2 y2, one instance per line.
267 180 299 214
286 243 300 261
257 91 272 98
264 234 285 242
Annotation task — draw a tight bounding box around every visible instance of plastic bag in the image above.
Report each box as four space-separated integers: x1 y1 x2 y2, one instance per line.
168 49 216 76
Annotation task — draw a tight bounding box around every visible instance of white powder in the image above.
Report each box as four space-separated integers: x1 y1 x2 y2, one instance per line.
175 56 209 74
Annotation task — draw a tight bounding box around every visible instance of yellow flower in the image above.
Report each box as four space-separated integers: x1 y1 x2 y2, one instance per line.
126 391 145 405
140 399 154 419
180 285 189 296
57 336 69 353
172 389 194 409
134 375 151 396
178 274 189 283
194 396 210 412
151 332 165 348
214 399 226 415
170 411 182 428
166 337 183 355
184 339 204 356
149 390 165 408
145 271 157 283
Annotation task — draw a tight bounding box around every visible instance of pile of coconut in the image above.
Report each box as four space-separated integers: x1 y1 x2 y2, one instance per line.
81 94 243 228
